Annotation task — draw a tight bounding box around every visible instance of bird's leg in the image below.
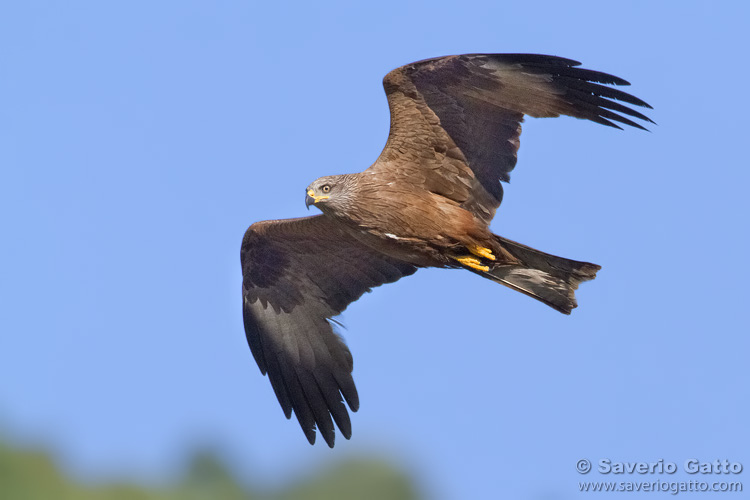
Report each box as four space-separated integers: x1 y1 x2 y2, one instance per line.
451 255 490 272
468 245 496 261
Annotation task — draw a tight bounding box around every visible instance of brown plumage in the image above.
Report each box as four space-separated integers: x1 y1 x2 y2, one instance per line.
241 53 652 447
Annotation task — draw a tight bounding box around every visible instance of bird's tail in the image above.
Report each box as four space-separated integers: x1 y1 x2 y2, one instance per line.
470 235 601 314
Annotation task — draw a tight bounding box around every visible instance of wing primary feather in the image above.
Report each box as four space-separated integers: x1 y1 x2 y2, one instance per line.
488 53 582 67
296 371 337 448
566 88 655 124
564 97 650 131
279 360 318 445
242 296 267 374
265 308 317 441
313 370 353 440
264 348 294 419
561 67 631 86
586 115 623 130
556 75 653 109
596 109 649 131
537 64 632 86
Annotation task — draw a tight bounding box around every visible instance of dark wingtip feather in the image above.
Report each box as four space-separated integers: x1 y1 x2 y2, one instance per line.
302 424 316 445
321 427 336 448
599 108 649 131
590 115 624 130
635 98 654 110
324 434 336 448
558 66 632 86
486 53 583 68
342 387 360 412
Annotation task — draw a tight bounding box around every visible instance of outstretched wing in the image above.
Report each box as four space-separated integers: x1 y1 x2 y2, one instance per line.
241 215 417 447
373 53 653 223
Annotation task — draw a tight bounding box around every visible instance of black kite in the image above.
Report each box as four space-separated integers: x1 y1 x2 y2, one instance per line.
240 53 652 447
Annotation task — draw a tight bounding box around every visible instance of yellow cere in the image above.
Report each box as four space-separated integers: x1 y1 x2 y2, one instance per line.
307 189 330 203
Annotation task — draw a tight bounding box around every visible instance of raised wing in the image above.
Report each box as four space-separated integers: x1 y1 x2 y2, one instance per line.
374 53 653 223
241 215 417 447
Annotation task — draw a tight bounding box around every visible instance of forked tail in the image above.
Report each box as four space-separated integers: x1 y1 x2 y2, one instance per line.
470 236 601 314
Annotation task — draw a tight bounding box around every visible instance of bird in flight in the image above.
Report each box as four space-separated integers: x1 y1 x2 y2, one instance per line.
240 53 652 447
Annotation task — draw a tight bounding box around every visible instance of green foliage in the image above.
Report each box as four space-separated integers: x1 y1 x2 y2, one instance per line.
0 440 421 500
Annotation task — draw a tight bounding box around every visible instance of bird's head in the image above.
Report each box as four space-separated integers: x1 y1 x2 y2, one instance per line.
305 175 353 213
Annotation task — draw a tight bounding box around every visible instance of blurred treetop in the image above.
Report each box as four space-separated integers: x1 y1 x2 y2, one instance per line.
0 439 421 500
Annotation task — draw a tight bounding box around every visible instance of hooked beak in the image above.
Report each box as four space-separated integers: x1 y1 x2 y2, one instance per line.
305 189 329 210
305 189 315 210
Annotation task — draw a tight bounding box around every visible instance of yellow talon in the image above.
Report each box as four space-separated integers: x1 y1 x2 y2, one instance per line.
452 255 490 272
469 245 495 261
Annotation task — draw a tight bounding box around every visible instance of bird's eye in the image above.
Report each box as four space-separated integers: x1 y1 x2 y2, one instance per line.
321 185 331 193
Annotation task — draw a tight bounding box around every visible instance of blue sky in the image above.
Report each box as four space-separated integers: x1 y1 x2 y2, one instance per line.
2 1 748 498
